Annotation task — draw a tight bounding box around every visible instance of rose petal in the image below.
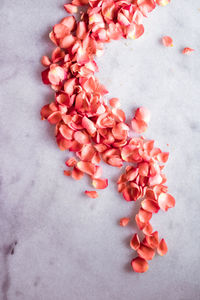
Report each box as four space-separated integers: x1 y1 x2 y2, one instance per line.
141 199 160 213
157 238 168 256
137 243 155 260
85 190 98 198
158 192 175 211
92 178 108 189
130 233 140 250
182 47 195 55
131 257 149 273
162 36 173 47
119 217 130 227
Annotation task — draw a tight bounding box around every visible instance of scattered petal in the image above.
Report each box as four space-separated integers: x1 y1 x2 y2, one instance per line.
157 238 168 256
92 178 108 189
162 36 173 47
119 217 130 227
131 257 149 273
130 234 140 250
85 190 99 198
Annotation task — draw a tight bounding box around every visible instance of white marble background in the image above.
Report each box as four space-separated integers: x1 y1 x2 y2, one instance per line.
0 0 200 299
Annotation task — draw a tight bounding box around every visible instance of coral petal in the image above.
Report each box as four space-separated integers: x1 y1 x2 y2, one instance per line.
137 243 155 260
119 217 130 227
131 257 149 273
92 178 108 189
130 234 140 250
162 36 173 47
85 190 98 198
157 238 168 256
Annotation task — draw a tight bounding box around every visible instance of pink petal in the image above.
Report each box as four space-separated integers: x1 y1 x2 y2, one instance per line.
182 47 195 55
131 118 148 133
41 56 51 67
145 231 159 249
162 36 173 47
65 157 77 167
134 107 151 123
119 217 130 227
64 78 76 96
138 208 152 223
158 192 175 211
82 116 96 136
156 0 170 6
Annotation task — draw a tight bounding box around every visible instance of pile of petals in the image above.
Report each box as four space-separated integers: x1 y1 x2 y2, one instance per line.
40 0 175 273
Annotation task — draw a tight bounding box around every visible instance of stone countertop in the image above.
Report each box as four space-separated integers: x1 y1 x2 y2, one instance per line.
0 0 200 299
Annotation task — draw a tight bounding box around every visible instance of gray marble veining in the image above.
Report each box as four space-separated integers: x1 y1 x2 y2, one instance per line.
0 0 200 299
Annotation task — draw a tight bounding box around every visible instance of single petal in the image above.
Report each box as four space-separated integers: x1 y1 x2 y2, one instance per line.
92 178 108 189
47 112 62 124
64 4 78 14
41 56 51 67
131 118 148 133
85 190 98 198
130 233 140 250
182 47 195 55
134 107 151 123
141 199 160 213
65 157 77 167
63 170 71 176
119 217 130 227
74 131 90 144
109 98 120 108
157 238 168 256
138 208 152 223
77 161 96 175
143 223 153 235
131 257 149 273
156 0 170 6
162 36 173 47
158 192 175 211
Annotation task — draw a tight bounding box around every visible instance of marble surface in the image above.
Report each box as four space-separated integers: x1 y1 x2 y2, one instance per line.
0 0 200 299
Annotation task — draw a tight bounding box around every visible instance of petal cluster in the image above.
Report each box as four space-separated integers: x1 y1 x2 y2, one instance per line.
40 0 174 274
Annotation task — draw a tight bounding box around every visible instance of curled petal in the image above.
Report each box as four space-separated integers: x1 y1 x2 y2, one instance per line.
145 231 159 249
65 157 77 167
131 257 149 273
148 174 163 186
130 233 140 250
82 116 96 136
143 222 153 235
162 36 173 47
92 178 108 189
41 56 51 67
138 162 149 176
137 243 155 260
119 217 130 227
134 107 151 123
141 199 160 213
85 190 98 198
135 214 146 230
182 47 194 55
158 192 175 211
157 238 168 256
59 125 74 140
53 24 70 39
